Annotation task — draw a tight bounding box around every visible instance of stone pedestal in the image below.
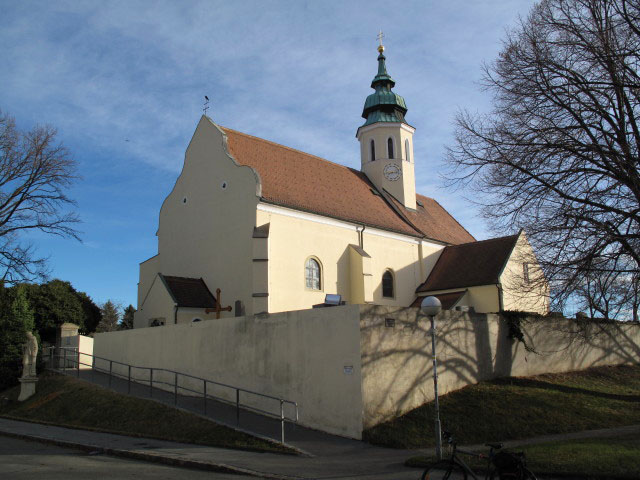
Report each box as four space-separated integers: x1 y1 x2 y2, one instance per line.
18 376 38 402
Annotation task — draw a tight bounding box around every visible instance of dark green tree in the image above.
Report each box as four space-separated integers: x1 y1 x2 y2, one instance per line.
26 279 84 342
77 291 102 334
96 300 120 333
0 284 35 390
120 304 135 330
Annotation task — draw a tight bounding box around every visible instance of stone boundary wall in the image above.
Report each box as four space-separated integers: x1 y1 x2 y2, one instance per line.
94 305 364 438
94 304 640 439
360 306 640 428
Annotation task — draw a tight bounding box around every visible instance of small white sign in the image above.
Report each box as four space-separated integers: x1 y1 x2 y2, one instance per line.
343 365 354 375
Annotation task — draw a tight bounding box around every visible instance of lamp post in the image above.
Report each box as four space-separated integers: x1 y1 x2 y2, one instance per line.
421 296 443 460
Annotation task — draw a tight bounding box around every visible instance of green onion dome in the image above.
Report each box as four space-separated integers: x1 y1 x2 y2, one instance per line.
361 50 408 127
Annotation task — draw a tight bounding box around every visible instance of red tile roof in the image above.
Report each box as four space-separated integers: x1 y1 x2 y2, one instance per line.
221 127 475 245
416 234 519 292
161 275 217 308
411 290 466 309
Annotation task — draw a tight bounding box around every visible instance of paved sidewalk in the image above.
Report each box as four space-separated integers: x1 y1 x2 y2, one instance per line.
1 417 639 480
0 417 419 479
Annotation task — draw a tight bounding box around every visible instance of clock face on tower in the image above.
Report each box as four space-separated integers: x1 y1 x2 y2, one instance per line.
383 163 402 181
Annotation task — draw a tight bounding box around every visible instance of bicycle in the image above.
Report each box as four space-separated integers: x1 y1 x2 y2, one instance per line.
421 431 537 480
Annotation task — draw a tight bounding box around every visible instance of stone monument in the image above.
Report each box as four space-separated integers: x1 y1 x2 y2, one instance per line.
18 331 38 401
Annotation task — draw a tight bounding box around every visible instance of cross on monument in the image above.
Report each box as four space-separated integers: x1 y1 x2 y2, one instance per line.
203 95 210 116
205 288 232 319
377 30 385 52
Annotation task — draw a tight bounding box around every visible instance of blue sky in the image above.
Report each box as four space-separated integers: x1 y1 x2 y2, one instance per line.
0 0 534 309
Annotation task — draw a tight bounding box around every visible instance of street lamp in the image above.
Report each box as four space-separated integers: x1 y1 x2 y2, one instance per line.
421 296 443 460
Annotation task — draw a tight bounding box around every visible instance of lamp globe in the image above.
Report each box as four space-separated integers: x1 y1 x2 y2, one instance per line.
420 296 442 317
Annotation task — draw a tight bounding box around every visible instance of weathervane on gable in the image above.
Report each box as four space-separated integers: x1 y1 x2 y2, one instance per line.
377 30 385 53
203 95 210 116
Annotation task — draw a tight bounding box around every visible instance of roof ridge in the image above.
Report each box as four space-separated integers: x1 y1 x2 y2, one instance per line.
220 126 354 172
445 232 520 249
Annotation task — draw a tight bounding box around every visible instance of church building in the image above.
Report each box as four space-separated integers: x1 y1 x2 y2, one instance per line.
133 42 548 329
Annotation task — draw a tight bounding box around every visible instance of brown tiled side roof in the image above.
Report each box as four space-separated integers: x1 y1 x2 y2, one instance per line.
416 234 520 292
161 275 217 308
221 127 475 245
385 192 475 245
411 290 466 309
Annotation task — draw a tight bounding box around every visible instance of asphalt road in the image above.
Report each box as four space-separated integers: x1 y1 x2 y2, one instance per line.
0 435 256 480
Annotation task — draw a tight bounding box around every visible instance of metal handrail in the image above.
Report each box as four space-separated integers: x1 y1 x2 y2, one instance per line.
44 346 298 443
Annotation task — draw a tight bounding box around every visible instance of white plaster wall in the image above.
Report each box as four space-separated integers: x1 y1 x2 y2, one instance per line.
134 274 176 328
500 233 550 314
94 305 364 439
60 335 93 370
358 123 416 209
417 285 501 313
257 206 443 313
78 335 94 370
360 306 640 428
137 255 159 310
137 116 260 325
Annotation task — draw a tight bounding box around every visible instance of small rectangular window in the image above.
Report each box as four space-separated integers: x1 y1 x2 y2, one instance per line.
523 263 530 283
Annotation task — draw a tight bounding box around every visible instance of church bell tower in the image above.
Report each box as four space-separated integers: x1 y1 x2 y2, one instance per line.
357 36 416 210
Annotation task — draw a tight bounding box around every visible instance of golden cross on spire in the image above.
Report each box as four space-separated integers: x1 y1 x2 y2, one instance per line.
377 30 385 53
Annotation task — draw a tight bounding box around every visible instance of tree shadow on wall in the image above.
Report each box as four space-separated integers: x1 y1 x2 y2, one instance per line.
358 306 640 428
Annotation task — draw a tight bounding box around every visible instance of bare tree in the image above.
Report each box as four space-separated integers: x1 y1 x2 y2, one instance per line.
446 0 640 318
0 111 79 284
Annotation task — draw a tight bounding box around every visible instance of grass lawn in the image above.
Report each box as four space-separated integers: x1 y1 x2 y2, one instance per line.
364 364 640 449
0 371 293 454
407 431 640 480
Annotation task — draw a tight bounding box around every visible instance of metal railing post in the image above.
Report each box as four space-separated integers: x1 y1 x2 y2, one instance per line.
174 372 178 406
91 355 95 381
236 389 240 425
203 380 207 415
49 347 53 369
128 365 131 394
108 361 112 389
280 400 285 444
149 368 153 398
76 350 80 377
63 348 67 372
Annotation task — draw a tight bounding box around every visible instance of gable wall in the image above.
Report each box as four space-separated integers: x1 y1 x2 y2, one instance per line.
134 274 176 328
500 234 549 314
257 204 444 312
141 117 260 321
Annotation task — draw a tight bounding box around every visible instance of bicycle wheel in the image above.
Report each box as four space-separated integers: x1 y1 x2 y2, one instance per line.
421 460 468 480
521 467 537 480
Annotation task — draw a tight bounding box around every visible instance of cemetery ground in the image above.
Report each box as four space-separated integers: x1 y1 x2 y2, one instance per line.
0 364 638 479
367 364 640 479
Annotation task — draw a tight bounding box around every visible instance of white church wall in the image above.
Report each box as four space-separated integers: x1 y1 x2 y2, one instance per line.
257 203 443 313
137 254 159 313
134 274 176 328
94 305 365 439
155 116 260 317
357 123 417 209
500 233 550 315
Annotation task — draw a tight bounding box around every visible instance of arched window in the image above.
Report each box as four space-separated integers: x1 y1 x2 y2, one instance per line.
387 137 394 159
382 270 394 298
305 257 322 290
370 139 376 161
405 139 410 162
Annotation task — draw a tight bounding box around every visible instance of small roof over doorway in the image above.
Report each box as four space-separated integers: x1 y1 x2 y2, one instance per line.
159 274 217 309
